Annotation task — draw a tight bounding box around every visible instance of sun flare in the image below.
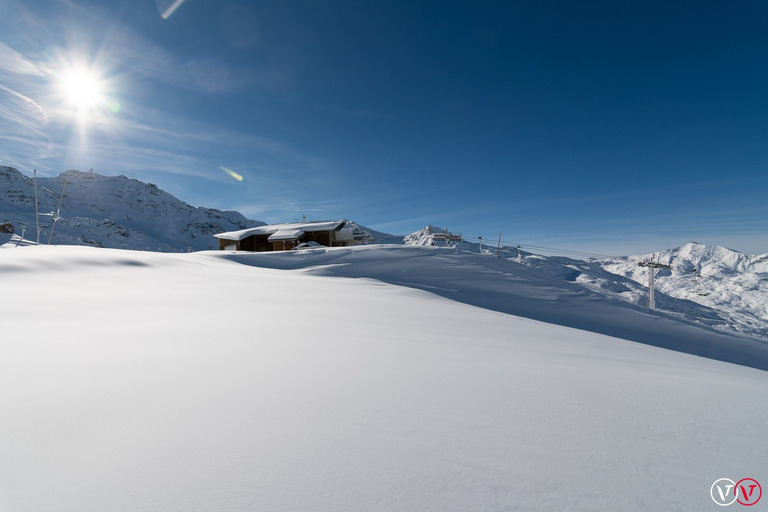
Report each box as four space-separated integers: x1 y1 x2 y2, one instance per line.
50 53 123 129
58 65 105 110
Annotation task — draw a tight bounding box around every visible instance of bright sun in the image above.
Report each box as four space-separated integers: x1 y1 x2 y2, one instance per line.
49 52 121 142
58 65 105 110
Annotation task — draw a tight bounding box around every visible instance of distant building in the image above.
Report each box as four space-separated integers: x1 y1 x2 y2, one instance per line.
214 220 356 251
0 222 15 234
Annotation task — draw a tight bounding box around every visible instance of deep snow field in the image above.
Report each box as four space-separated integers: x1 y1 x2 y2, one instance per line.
1 244 766 511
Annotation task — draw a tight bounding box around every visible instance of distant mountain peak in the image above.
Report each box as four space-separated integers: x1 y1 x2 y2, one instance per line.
641 242 766 275
404 225 460 246
603 243 768 338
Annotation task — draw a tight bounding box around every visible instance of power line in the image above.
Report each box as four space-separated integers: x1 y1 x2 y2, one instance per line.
463 236 619 260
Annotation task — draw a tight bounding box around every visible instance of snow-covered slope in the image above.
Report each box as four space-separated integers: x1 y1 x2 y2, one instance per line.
400 228 768 340
225 244 768 369
355 223 404 245
0 166 264 251
3 164 764 342
0 244 765 511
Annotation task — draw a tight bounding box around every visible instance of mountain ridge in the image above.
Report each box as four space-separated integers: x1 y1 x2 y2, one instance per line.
1 166 265 251
398 228 768 340
1 166 389 251
600 241 768 339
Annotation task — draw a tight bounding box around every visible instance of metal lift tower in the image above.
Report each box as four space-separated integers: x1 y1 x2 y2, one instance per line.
638 258 672 310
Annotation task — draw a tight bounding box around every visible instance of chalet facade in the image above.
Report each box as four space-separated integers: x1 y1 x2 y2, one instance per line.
214 220 355 251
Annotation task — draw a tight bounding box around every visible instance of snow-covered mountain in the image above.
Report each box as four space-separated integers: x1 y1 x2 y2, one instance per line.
403 224 462 245
600 242 768 339
399 229 768 340
0 166 391 251
0 166 266 251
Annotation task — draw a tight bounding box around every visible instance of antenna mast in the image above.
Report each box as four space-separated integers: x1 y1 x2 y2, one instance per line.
47 174 69 244
638 257 671 310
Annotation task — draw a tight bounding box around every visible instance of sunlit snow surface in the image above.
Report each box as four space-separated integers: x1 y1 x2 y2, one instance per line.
1 244 766 511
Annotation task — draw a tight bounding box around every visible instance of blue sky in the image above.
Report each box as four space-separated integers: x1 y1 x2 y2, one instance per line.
1 0 766 256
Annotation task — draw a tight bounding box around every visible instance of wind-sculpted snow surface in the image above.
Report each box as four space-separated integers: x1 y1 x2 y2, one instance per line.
402 233 767 341
1 244 766 511
225 244 768 371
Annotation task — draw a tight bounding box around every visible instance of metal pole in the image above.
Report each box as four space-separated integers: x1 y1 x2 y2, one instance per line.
48 174 69 244
648 267 655 310
34 169 40 244
637 259 670 310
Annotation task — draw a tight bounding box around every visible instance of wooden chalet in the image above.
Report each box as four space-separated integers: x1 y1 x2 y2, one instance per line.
214 219 356 251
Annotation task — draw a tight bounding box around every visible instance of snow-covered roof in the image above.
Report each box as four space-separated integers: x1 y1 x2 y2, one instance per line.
214 220 347 241
268 228 305 241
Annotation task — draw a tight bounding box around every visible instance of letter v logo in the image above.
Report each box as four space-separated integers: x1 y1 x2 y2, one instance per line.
711 478 738 506
718 484 735 502
736 478 762 506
